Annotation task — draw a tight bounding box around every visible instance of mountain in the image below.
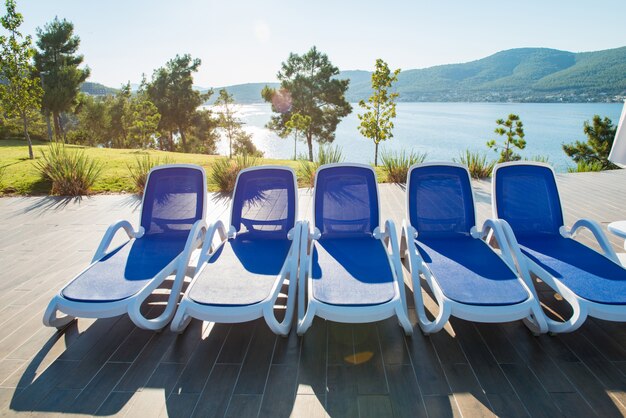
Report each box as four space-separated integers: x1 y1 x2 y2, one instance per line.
201 82 280 104
360 47 626 102
80 82 118 96
87 46 626 103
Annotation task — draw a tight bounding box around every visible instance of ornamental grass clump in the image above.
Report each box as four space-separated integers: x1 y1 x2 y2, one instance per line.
210 153 258 193
36 143 103 196
454 150 496 179
380 149 426 184
568 160 603 173
297 145 345 187
127 154 172 194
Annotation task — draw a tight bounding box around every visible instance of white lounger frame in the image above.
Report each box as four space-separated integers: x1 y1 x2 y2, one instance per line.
400 162 548 335
493 161 626 333
43 164 208 331
297 163 413 336
170 166 301 336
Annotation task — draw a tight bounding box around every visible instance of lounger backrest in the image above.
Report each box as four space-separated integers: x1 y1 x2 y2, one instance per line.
140 165 206 237
407 164 475 239
231 167 297 237
314 164 379 237
493 163 564 237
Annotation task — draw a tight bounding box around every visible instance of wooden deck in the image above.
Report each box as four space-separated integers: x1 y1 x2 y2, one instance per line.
1 169 626 417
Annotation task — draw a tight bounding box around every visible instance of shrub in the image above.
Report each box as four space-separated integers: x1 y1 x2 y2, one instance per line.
297 145 345 187
35 143 103 196
568 160 603 173
210 153 258 193
454 150 496 179
127 154 172 193
380 149 426 184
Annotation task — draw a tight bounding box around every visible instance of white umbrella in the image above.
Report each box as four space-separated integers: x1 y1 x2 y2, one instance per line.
609 100 626 168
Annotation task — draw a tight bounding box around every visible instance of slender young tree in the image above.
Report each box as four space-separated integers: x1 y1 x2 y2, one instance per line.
215 89 260 157
285 112 311 160
486 114 526 162
357 59 400 166
262 47 351 161
34 17 90 141
562 115 618 170
215 89 240 158
0 0 43 159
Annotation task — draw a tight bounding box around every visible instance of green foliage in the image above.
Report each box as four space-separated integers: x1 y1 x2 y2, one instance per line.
562 115 617 170
486 114 526 162
0 164 5 190
124 88 161 149
147 54 211 152
187 109 219 155
69 94 111 146
380 149 426 184
34 16 90 140
358 59 401 166
454 150 496 179
0 0 43 159
35 143 103 195
527 155 550 163
262 46 352 161
297 145 345 187
126 154 172 193
567 160 604 173
210 153 259 193
285 112 311 160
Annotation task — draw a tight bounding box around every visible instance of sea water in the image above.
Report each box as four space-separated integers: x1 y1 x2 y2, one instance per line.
213 102 623 172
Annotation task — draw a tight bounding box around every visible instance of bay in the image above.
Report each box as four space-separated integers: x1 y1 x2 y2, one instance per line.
213 102 623 172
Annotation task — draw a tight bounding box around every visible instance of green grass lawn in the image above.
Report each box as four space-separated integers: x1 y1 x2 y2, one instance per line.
0 138 387 195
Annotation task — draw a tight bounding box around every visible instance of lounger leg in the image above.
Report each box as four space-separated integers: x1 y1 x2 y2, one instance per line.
170 300 193 333
396 306 413 336
297 305 316 336
43 298 75 329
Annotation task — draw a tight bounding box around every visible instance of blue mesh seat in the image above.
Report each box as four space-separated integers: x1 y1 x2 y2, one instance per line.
402 163 546 335
171 167 301 336
409 165 529 306
297 164 413 336
45 165 207 331
493 162 626 333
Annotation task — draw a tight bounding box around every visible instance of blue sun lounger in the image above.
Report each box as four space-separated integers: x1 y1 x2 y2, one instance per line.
492 162 626 333
170 166 301 336
401 163 548 335
43 164 208 331
297 163 412 336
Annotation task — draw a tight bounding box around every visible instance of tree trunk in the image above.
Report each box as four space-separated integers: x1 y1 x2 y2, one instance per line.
307 133 313 162
374 142 379 167
294 133 297 161
169 131 175 152
52 111 61 141
22 112 33 160
179 127 188 152
45 111 53 142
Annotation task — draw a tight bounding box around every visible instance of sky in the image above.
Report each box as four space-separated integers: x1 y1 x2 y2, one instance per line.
13 0 626 89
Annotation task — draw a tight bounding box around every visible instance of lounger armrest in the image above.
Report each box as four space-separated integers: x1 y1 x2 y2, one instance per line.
567 219 620 264
479 218 521 275
179 218 208 274
382 219 409 298
197 220 228 267
92 220 143 263
298 220 312 322
495 219 540 295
